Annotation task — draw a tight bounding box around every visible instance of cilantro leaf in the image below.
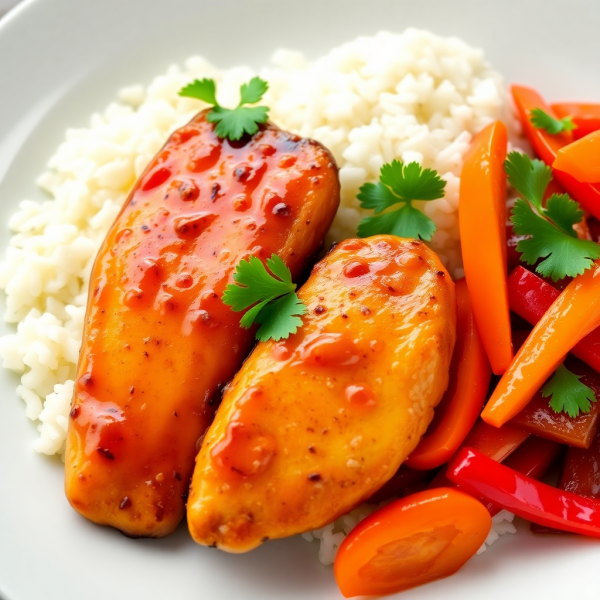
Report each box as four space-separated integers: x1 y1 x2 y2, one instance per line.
512 199 600 281
356 160 444 240
178 77 269 141
542 363 597 418
356 182 399 214
530 108 576 135
254 292 307 342
379 160 446 202
222 254 305 341
544 193 582 237
358 205 437 241
208 105 269 140
239 77 269 105
178 78 218 105
506 151 600 281
504 152 551 211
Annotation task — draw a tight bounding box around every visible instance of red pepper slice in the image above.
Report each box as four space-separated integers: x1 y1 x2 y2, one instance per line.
486 436 563 516
532 428 600 534
551 102 600 140
508 266 600 372
447 447 600 537
406 279 491 470
511 85 600 220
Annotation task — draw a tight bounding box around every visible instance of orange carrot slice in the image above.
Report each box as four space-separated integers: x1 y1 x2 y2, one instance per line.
553 130 600 183
459 120 512 374
406 279 491 470
333 487 491 597
482 262 600 428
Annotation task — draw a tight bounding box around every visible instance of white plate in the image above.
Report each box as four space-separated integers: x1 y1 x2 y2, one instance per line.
1 1 600 599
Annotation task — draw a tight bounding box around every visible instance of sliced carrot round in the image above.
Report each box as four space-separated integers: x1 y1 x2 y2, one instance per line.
333 488 491 598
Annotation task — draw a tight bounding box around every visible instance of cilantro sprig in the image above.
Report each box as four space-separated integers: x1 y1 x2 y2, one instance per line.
222 254 306 342
179 77 269 141
356 160 446 241
542 363 597 418
506 151 600 281
530 108 576 135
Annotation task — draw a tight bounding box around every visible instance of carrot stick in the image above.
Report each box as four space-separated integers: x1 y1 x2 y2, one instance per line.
553 130 600 183
481 262 600 428
405 279 491 469
459 120 512 374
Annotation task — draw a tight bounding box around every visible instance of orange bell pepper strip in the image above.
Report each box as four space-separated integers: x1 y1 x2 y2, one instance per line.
511 85 600 220
553 130 600 183
482 262 600 428
333 487 491 598
552 102 600 140
406 279 491 470
459 120 512 374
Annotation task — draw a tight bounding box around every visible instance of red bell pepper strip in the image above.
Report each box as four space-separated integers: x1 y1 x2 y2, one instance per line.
447 447 600 537
511 85 600 220
533 428 600 534
406 279 491 470
551 102 600 140
507 265 600 373
483 263 600 428
428 420 529 489
486 436 563 516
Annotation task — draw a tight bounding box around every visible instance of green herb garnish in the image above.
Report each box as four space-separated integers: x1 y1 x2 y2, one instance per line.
179 77 269 141
530 107 576 135
356 160 446 241
542 363 597 418
506 151 600 281
222 254 306 342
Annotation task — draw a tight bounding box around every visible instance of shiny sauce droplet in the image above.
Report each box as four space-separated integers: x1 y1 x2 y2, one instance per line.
142 167 172 191
345 384 377 408
296 333 361 367
271 343 291 362
343 261 370 278
211 423 276 478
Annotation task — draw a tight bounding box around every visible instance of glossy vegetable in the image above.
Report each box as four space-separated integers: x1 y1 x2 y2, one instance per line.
367 465 434 504
487 436 563 517
333 487 491 597
428 420 529 489
553 130 600 183
459 120 511 374
482 263 600 428
552 102 600 140
406 279 491 469
507 266 600 372
64 112 340 537
510 356 600 448
448 447 600 537
511 85 600 220
187 236 456 551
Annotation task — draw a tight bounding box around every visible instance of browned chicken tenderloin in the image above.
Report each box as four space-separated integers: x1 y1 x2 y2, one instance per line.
187 235 456 552
64 112 340 538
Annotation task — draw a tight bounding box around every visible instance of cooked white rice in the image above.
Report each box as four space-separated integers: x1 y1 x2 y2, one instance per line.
0 28 517 559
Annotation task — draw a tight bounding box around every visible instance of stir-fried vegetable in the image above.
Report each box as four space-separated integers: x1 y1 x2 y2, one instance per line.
511 84 600 220
552 102 600 139
447 448 600 537
482 262 600 428
459 121 512 373
334 488 491 597
406 279 491 470
553 130 600 183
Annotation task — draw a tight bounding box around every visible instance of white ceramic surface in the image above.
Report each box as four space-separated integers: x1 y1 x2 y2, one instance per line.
1 1 600 599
